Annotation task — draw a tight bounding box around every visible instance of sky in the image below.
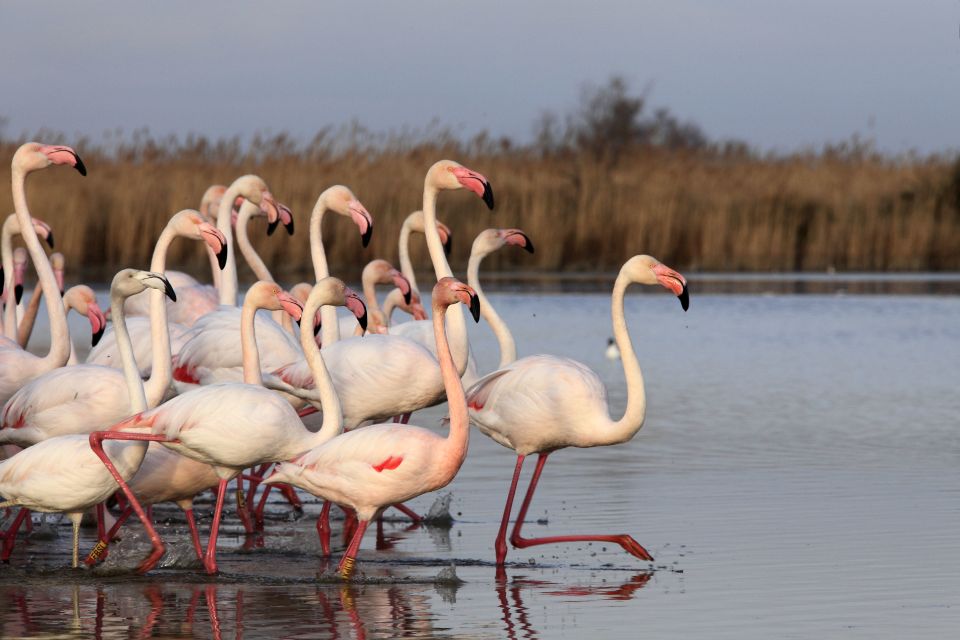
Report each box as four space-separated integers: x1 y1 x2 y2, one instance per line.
1 1 958 154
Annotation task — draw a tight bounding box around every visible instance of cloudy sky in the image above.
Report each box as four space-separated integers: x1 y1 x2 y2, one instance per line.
1 1 957 153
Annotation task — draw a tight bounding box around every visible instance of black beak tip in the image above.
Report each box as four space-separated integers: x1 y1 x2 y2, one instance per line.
45 232 55 250
284 219 295 235
92 327 105 347
361 226 373 248
443 236 453 256
164 282 177 302
678 285 689 312
469 294 481 323
482 183 495 210
313 321 321 336
357 311 368 333
295 316 302 327
216 246 228 270
403 289 412 305
73 154 87 176
522 235 535 254
14 284 23 304
267 219 279 236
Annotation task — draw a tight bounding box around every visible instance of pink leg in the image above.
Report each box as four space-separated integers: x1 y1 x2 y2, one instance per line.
89 431 169 572
337 519 369 579
495 455 526 567
1 508 30 562
343 508 358 544
203 478 229 575
390 502 422 523
84 504 133 566
279 484 303 511
509 453 654 562
298 405 319 418
316 501 332 557
184 508 204 562
253 483 273 529
96 503 106 541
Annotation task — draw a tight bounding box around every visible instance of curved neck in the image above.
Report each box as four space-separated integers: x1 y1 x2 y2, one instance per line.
240 296 264 385
422 184 468 374
310 196 341 345
1 217 18 339
143 226 175 406
606 272 646 442
299 301 344 448
397 218 420 297
111 286 148 413
216 184 241 306
432 302 469 466
236 203 274 283
467 250 516 368
361 275 385 324
10 167 69 367
16 280 43 347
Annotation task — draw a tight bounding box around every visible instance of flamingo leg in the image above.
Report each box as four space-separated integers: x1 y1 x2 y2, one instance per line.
337 519 369 580
316 501 332 557
95 503 106 541
298 405 319 418
235 477 254 535
183 509 204 562
390 502 422 523
84 504 133 566
278 483 303 511
508 452 654 562
88 431 169 572
495 455 526 567
253 483 273 529
70 514 82 568
1 508 30 562
203 478 230 575
343 508 358 544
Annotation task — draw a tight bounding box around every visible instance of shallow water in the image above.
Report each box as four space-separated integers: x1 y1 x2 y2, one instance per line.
3 290 959 638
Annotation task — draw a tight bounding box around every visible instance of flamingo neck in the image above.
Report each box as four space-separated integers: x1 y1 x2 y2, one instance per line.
111 286 148 413
216 184 241 306
467 249 516 368
298 299 343 449
310 196 341 346
16 280 43 347
1 216 19 339
422 183 468 374
10 167 69 368
236 202 275 283
240 296 264 386
361 275 385 326
432 301 469 469
606 271 647 443
397 216 421 297
143 226 175 407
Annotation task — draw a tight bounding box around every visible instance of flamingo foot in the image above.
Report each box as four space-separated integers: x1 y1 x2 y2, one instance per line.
510 532 654 562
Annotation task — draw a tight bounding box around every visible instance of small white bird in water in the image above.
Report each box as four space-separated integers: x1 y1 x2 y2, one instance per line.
605 337 620 360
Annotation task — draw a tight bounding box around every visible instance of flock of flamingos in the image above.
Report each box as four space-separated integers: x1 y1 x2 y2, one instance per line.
0 141 689 580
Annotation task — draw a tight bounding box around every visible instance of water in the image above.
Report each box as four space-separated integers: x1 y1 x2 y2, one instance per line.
3 288 959 638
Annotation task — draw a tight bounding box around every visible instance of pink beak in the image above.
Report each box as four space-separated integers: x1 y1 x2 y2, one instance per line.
389 269 413 305
344 287 368 333
348 200 374 248
200 223 229 270
39 144 86 175
278 291 305 323
450 166 494 209
87 302 107 347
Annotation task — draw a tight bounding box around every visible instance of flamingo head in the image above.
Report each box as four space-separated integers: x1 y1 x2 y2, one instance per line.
12 248 27 304
14 142 86 176
626 255 689 311
278 290 305 323
408 291 428 321
65 285 107 347
434 277 480 322
363 259 412 305
344 287 368 333
322 185 374 248
31 218 55 250
266 202 295 236
174 210 229 270
428 160 494 210
199 185 227 222
302 278 368 336
473 228 534 258
116 269 176 302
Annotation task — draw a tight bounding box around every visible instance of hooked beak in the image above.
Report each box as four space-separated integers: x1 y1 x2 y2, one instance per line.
40 145 86 176
201 225 228 270
390 269 413 305
259 191 281 229
280 203 295 235
87 303 107 347
481 182 495 210
345 287 368 333
348 200 374 248
278 291 305 323
44 231 54 250
143 273 177 302
437 222 453 256
451 166 494 210
653 263 689 312
14 284 23 305
502 229 534 253
678 283 689 312
469 293 481 322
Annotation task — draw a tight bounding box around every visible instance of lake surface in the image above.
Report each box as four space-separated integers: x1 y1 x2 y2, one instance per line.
2 286 959 638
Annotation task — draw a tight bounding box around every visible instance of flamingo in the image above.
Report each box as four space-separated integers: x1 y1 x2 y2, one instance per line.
17 283 107 364
263 277 481 579
0 143 85 406
0 210 226 447
381 287 428 327
1 213 54 339
396 209 453 300
0 268 176 568
264 160 493 428
336 259 413 337
88 278 368 574
464 254 689 567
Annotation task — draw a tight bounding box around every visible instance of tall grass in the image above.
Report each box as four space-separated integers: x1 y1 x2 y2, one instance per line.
1 132 958 284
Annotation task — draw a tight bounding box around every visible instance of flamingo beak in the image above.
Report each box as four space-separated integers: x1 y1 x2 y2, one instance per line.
469 293 481 322
502 229 534 253
279 203 295 235
390 270 412 305
13 261 25 304
438 222 453 256
678 284 690 312
201 225 229 270
451 166 495 210
44 231 54 250
411 302 428 321
278 291 305 323
345 287 368 333
313 310 322 336
40 145 86 176
481 182 495 210
260 191 281 232
14 283 23 304
87 303 107 347
654 264 689 312
348 200 374 248
143 273 176 302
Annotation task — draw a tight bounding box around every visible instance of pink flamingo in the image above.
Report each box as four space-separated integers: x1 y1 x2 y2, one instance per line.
1 213 55 339
0 268 176 567
0 143 85 406
264 277 480 579
336 259 413 336
264 160 493 428
0 210 225 447
465 255 689 567
18 283 107 364
89 278 368 574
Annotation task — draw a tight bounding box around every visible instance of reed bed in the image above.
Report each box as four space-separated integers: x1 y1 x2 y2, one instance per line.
1 135 958 284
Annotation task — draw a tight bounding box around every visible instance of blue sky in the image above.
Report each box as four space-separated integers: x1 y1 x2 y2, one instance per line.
1 1 958 153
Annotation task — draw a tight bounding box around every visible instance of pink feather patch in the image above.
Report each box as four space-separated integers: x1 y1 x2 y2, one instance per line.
372 456 403 472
